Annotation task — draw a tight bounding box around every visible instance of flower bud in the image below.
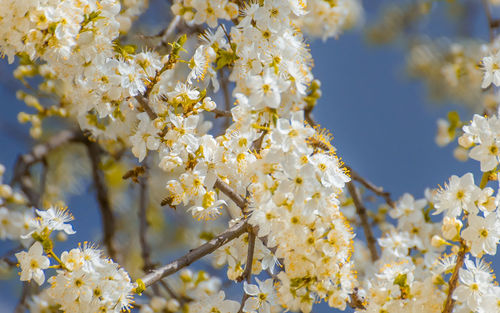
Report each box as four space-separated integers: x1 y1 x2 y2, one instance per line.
431 235 448 248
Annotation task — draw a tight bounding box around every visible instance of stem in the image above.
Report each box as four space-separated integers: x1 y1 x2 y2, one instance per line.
48 250 68 271
479 170 491 189
346 182 379 261
138 164 154 272
442 241 467 313
86 140 117 261
345 166 395 208
481 0 495 42
214 178 248 211
236 226 256 282
140 220 248 287
11 129 84 206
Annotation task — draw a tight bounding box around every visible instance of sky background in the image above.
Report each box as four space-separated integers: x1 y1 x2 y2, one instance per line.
0 0 498 312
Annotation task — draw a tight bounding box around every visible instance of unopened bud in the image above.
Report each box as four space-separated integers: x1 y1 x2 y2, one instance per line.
453 146 468 162
458 134 473 148
166 299 180 312
0 184 13 198
180 269 193 282
442 217 462 241
431 235 448 248
150 296 167 311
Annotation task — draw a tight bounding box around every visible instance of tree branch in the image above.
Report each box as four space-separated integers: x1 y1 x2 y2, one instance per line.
481 0 495 42
86 140 117 260
346 181 379 261
219 68 232 131
442 241 467 313
236 226 256 283
140 219 248 287
345 166 395 208
11 129 84 206
212 108 232 118
138 164 154 272
214 178 248 211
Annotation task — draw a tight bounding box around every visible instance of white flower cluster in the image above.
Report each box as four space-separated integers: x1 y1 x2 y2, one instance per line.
357 193 448 312
0 164 32 241
14 207 134 313
139 269 239 313
0 0 362 312
48 243 133 313
355 116 500 313
480 51 500 89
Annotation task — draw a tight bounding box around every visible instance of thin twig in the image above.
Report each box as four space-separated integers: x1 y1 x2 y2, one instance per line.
481 0 495 42
140 220 248 287
156 16 182 49
219 69 232 131
86 140 117 260
214 178 248 210
138 164 154 272
11 130 84 206
304 110 316 128
212 108 232 118
238 292 250 313
135 95 158 120
159 280 187 305
14 282 30 313
345 166 395 208
236 226 256 282
442 241 467 313
346 182 379 261
11 130 84 185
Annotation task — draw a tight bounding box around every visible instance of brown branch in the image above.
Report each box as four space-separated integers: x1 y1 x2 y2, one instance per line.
442 241 467 313
156 16 182 49
138 164 154 272
159 280 188 306
481 0 495 42
346 181 379 261
304 110 316 128
140 219 248 287
345 166 395 208
11 129 84 206
238 292 250 313
212 108 232 118
135 95 158 120
219 69 232 131
86 140 117 260
236 226 256 282
214 178 248 211
14 282 31 313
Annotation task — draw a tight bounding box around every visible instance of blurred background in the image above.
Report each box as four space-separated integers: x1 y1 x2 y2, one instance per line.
0 0 498 312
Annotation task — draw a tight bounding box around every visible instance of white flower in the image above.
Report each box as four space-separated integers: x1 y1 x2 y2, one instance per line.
468 133 500 172
461 213 500 257
453 257 492 311
188 192 226 221
243 278 277 313
190 291 239 313
130 112 161 162
433 173 480 218
248 70 286 109
481 52 500 88
389 193 427 227
29 206 76 236
15 242 50 285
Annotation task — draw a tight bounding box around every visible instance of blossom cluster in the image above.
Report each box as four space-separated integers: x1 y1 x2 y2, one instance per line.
3 0 499 313
14 207 135 312
0 164 32 242
0 0 365 312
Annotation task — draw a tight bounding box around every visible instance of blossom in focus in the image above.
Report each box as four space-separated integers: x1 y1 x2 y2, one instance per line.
15 241 50 285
